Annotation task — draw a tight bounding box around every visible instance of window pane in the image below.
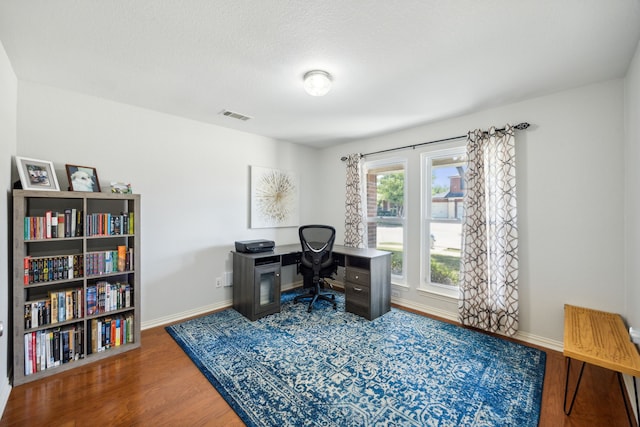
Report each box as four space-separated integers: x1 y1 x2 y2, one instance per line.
366 164 405 277
430 222 462 286
428 153 466 287
374 221 403 275
431 156 466 220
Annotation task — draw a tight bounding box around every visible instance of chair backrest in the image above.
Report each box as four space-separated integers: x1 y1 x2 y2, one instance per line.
299 225 336 272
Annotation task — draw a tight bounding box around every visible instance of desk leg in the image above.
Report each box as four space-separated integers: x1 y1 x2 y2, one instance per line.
617 373 639 427
635 377 638 426
563 357 586 416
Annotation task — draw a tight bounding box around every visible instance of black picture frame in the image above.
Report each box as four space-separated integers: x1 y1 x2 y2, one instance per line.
65 164 101 192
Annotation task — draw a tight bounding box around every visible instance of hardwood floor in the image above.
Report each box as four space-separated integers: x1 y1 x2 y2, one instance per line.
0 309 636 427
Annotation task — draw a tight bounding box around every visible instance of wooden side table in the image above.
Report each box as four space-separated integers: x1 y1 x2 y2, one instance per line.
564 304 640 425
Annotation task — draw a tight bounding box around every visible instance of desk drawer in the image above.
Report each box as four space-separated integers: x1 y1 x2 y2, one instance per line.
345 268 370 286
345 282 370 305
345 282 371 319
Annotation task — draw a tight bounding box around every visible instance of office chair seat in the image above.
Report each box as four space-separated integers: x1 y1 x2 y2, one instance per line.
294 225 338 313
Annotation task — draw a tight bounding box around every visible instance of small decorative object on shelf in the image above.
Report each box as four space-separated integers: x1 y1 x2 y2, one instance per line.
12 189 141 385
110 182 132 194
65 164 101 192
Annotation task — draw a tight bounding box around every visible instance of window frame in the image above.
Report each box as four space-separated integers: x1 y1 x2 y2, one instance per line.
420 144 466 298
364 157 408 285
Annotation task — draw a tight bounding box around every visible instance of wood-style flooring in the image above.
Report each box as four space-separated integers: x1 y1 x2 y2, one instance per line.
0 307 636 427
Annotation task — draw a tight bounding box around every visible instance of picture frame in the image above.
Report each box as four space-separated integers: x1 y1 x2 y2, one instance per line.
15 156 60 191
250 165 299 228
65 164 101 192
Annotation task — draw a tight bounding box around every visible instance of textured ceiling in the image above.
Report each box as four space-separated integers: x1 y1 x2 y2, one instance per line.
0 1 639 148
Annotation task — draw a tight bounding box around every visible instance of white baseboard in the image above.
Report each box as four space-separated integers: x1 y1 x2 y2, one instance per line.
143 293 564 353
391 296 563 352
141 298 232 329
0 379 11 420
142 283 306 330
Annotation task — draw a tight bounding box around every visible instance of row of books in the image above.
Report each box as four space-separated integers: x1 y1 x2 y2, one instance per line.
85 247 133 276
87 281 133 315
24 325 84 375
85 212 134 236
23 255 83 285
87 314 134 354
24 288 84 329
23 210 134 240
24 209 83 240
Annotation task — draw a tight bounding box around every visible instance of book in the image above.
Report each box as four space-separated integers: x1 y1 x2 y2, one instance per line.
76 210 83 237
24 257 30 285
24 334 31 375
51 212 58 238
57 212 64 238
118 246 127 272
111 320 117 347
52 329 60 366
45 211 52 239
115 319 121 346
64 209 72 237
50 293 58 324
57 292 65 323
62 330 70 363
66 290 73 320
70 209 77 237
87 286 97 315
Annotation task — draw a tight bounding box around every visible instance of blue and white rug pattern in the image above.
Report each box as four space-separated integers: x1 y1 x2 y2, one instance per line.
166 290 546 426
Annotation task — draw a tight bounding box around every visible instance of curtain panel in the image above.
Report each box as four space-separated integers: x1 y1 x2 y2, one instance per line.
459 125 519 336
344 153 366 248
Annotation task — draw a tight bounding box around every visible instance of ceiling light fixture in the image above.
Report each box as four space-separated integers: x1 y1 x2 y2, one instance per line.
303 70 332 96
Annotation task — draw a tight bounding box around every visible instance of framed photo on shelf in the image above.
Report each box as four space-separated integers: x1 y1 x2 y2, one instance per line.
65 164 101 192
15 156 60 191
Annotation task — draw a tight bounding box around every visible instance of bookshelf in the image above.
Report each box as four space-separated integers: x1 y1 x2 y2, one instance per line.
12 190 141 386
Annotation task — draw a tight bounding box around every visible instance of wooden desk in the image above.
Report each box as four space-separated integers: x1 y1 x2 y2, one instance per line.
563 304 640 425
233 244 391 321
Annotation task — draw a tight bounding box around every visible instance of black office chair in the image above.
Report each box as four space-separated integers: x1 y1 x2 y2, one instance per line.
294 225 338 312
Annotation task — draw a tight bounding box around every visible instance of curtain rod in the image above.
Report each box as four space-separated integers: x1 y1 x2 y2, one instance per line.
340 122 531 161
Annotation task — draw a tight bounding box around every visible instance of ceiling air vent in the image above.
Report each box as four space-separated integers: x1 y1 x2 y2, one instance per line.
220 109 252 121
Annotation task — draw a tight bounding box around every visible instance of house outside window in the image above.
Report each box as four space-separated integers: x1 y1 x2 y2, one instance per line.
421 147 466 297
365 159 407 282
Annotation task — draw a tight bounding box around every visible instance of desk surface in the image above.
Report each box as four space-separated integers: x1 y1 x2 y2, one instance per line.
238 244 391 259
564 304 640 376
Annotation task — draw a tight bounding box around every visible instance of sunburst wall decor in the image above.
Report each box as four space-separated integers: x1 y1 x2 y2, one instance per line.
250 166 299 228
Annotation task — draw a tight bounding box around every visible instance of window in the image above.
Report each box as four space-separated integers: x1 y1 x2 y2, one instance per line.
365 159 407 282
422 147 467 295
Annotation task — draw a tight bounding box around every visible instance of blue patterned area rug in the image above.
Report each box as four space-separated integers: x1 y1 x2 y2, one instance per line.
166 290 546 427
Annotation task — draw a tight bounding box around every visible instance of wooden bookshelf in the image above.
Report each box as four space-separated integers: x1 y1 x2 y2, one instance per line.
12 190 141 386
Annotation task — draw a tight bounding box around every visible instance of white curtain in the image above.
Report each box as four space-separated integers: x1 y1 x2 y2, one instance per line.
344 154 366 248
458 125 519 336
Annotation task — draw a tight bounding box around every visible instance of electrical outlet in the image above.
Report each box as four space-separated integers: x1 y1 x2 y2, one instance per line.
391 291 399 298
216 277 222 288
630 327 640 344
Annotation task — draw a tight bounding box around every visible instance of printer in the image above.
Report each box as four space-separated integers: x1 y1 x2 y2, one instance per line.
235 239 275 253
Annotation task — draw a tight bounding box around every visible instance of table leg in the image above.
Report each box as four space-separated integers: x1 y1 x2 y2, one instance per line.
564 357 586 415
635 377 638 426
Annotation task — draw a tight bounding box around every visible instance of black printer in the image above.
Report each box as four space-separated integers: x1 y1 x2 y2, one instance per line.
234 239 275 253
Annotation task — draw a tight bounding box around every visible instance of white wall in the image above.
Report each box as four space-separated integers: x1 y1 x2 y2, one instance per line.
319 79 627 346
625 40 640 329
9 61 635 348
0 39 17 413
16 82 320 326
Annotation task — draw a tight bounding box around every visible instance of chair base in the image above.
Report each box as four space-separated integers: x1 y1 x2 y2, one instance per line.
294 282 337 313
